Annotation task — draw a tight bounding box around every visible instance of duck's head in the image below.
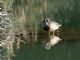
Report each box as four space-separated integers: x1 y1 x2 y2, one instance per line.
43 18 50 23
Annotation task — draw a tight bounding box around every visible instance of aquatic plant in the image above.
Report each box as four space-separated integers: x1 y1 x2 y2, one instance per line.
0 0 24 60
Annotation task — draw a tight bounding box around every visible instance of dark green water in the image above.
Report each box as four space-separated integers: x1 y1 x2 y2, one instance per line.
13 38 80 60
12 0 80 60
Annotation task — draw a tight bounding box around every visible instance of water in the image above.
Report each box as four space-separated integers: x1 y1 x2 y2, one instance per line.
13 38 80 60
12 28 80 60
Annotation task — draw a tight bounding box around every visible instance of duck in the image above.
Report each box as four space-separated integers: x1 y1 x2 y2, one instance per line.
42 18 62 49
42 18 61 31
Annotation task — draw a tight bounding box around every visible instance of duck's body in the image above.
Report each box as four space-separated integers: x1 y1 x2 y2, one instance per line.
50 21 61 31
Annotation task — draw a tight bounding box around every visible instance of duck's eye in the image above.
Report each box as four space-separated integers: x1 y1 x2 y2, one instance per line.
44 19 47 21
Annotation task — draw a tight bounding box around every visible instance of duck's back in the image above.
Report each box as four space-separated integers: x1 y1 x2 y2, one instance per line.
50 22 61 31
